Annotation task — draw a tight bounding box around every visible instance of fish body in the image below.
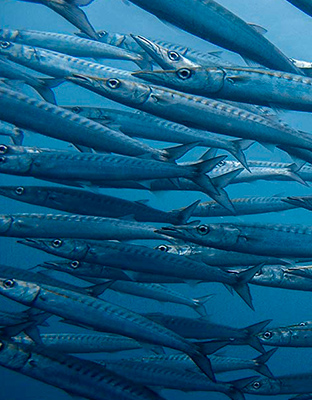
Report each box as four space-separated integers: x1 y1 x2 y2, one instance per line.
127 0 302 74
0 337 164 400
0 278 215 380
158 222 312 257
0 42 136 81
67 75 312 155
0 148 221 198
65 105 252 167
0 213 165 240
0 29 143 63
13 332 143 353
0 185 198 225
0 86 166 159
136 66 312 112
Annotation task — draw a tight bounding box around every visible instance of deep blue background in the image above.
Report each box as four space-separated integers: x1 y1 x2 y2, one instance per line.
1 0 312 399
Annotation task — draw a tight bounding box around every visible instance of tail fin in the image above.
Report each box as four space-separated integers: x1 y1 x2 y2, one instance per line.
212 168 243 189
164 142 199 162
196 339 230 354
35 78 64 104
286 163 308 186
229 139 254 171
243 319 272 353
192 294 214 316
231 264 264 310
11 128 24 146
224 386 246 400
169 199 201 225
253 348 278 378
189 351 216 382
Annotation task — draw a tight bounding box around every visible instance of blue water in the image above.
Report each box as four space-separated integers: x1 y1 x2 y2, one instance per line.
1 0 312 399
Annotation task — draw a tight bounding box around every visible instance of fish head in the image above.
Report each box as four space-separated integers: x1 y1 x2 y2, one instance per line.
133 67 224 94
42 259 93 274
156 222 241 248
131 35 197 70
0 153 33 175
288 320 312 329
257 327 291 346
0 185 49 205
154 242 196 256
66 105 110 121
0 277 41 305
0 144 40 155
251 265 283 284
0 41 33 61
18 238 89 259
240 376 281 395
67 74 152 107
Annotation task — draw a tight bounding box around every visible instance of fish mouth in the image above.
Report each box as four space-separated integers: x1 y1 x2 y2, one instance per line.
132 70 169 85
66 74 97 85
17 238 41 248
131 35 161 55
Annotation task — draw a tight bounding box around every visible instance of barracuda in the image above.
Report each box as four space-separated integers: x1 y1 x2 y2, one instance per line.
0 28 144 64
12 332 143 353
64 105 253 168
0 185 200 225
0 148 225 200
17 0 98 40
0 41 137 81
257 323 312 348
145 312 271 353
19 238 262 309
157 222 312 257
0 337 165 400
66 75 312 158
125 0 303 75
98 359 251 400
135 66 312 112
0 213 166 240
101 350 277 377
0 86 174 160
0 278 216 381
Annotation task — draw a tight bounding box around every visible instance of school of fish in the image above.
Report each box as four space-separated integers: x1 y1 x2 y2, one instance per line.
2 0 312 399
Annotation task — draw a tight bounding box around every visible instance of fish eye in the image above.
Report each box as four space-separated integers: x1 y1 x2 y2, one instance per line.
262 331 272 340
167 51 180 61
52 239 62 248
3 279 15 288
0 341 3 351
97 30 107 38
107 78 120 89
15 186 24 195
0 145 8 154
0 156 5 163
0 41 11 49
217 160 226 167
252 381 261 389
156 244 168 252
197 225 209 235
71 106 81 114
176 68 192 80
70 260 80 269
299 322 307 326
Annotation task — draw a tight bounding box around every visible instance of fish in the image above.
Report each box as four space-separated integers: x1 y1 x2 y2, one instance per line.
257 322 312 347
134 66 312 112
66 75 312 159
0 213 168 240
145 312 271 353
64 105 253 168
12 332 144 353
0 85 179 160
19 238 262 308
98 358 249 400
102 349 277 377
0 278 216 381
18 0 98 40
0 185 200 225
0 337 165 400
0 28 144 64
157 222 312 258
0 148 226 200
125 0 303 74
